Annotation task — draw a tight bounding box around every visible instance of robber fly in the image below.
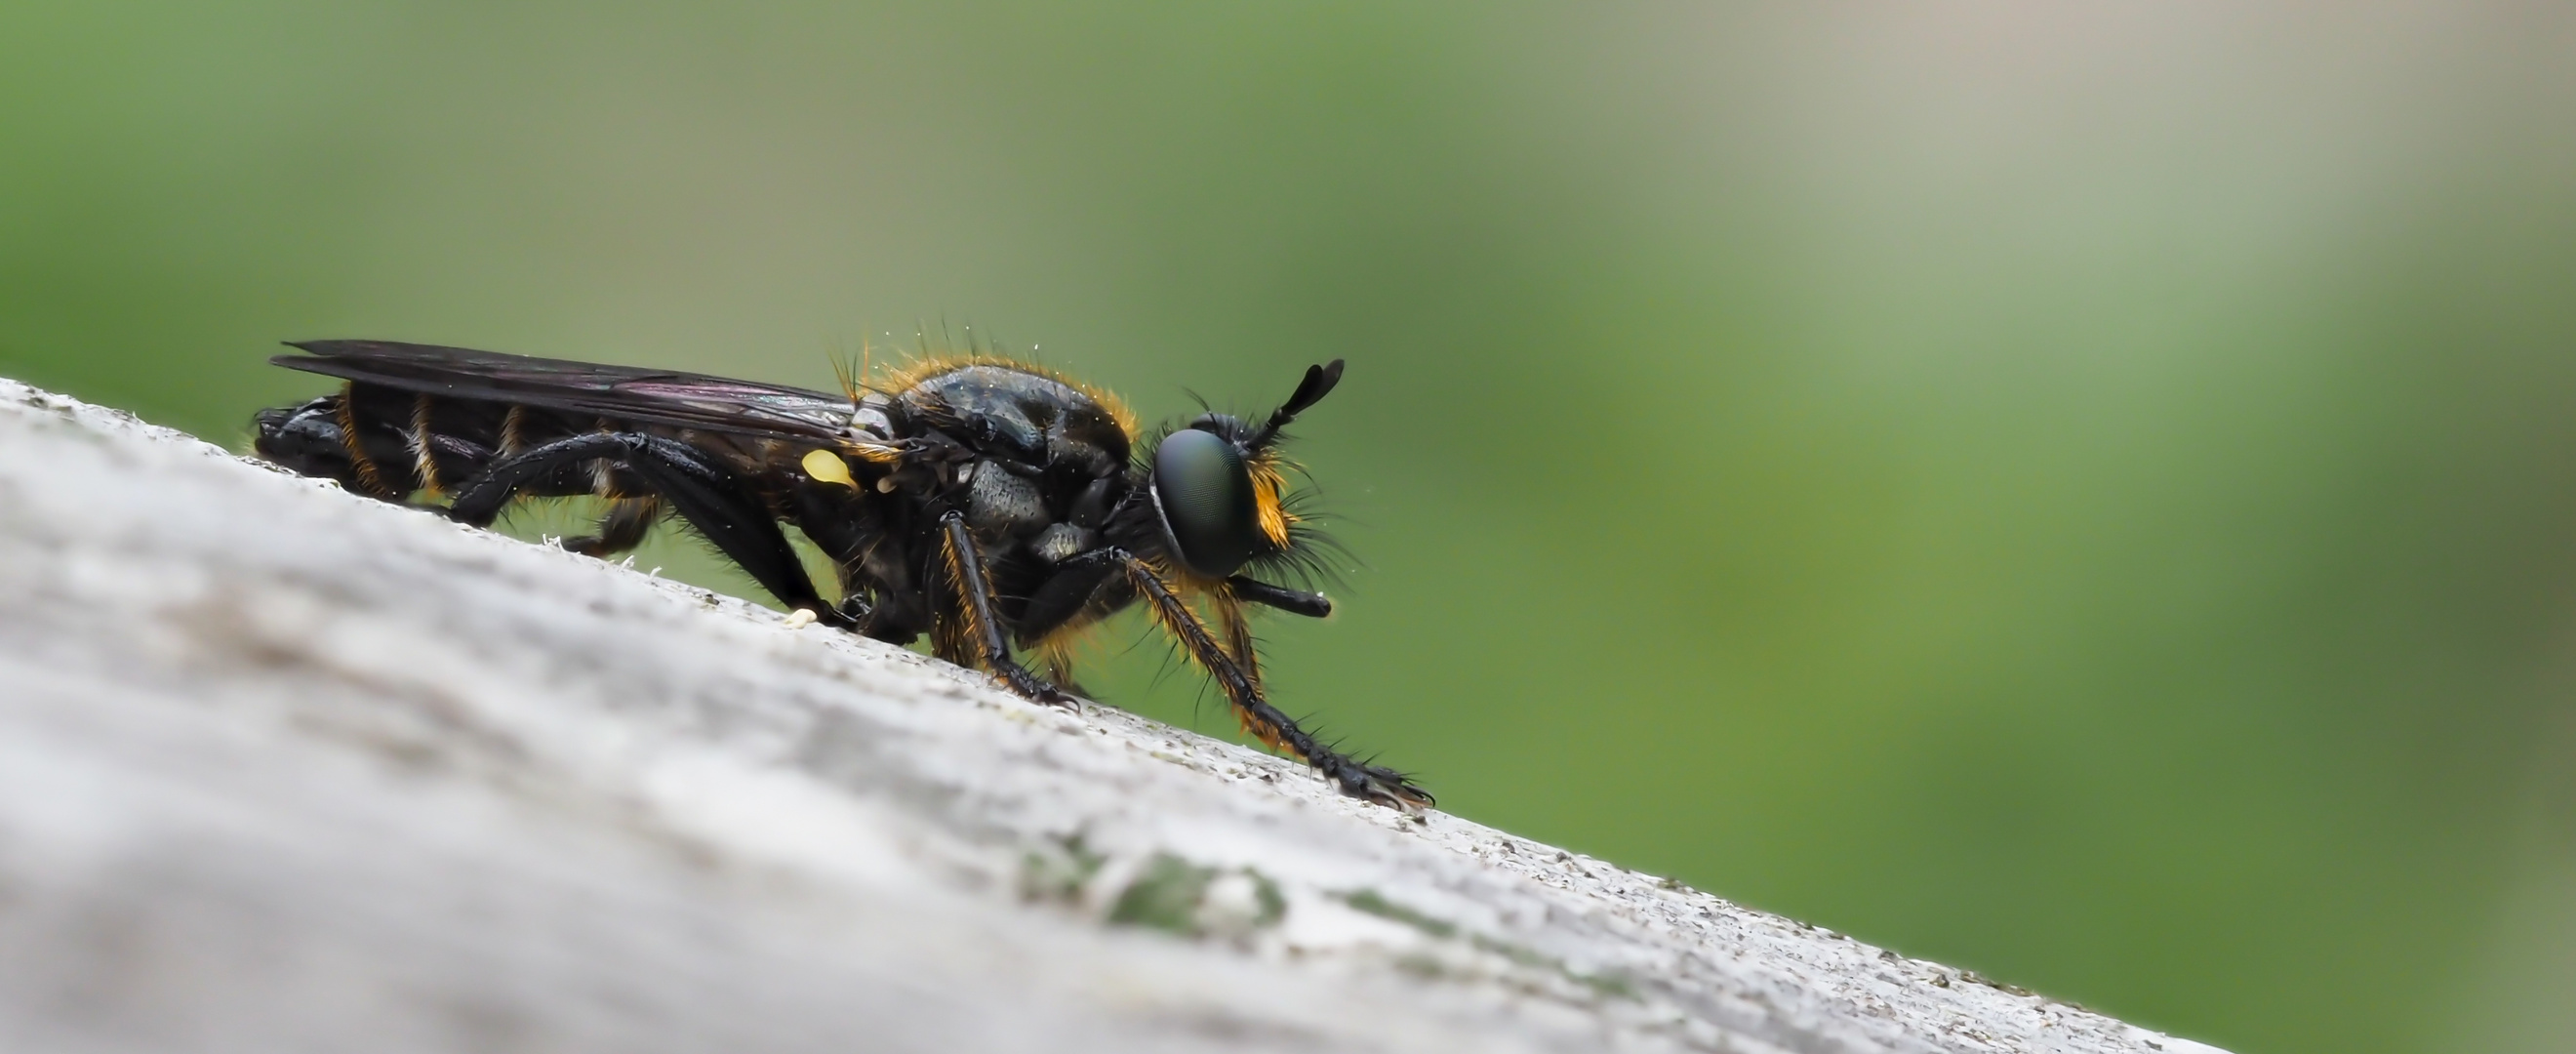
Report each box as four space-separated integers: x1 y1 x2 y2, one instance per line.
252 340 1429 808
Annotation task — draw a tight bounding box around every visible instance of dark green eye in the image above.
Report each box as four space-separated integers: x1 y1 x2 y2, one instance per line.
1151 427 1259 577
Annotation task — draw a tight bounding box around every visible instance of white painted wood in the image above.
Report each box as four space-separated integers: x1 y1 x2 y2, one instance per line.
0 379 2230 1054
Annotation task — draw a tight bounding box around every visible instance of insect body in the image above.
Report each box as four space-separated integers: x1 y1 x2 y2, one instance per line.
253 341 1429 808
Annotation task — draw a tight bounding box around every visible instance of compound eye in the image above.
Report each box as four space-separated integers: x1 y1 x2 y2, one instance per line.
1151 427 1260 578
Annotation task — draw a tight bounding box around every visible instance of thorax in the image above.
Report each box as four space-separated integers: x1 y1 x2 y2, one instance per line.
889 365 1134 552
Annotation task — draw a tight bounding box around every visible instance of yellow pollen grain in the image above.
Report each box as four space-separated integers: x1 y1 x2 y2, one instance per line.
802 448 855 487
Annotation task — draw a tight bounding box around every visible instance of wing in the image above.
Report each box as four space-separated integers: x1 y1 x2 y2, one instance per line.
275 340 856 442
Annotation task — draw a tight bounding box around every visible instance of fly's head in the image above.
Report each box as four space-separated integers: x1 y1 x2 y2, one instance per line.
1146 360 1345 582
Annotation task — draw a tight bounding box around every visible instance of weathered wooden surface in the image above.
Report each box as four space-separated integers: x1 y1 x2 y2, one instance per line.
0 378 2229 1054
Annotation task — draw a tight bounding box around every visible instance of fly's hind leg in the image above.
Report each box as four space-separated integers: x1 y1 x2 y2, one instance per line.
937 511 1074 709
450 432 850 628
563 496 664 558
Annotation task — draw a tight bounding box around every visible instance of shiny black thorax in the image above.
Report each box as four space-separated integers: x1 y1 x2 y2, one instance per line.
817 364 1156 653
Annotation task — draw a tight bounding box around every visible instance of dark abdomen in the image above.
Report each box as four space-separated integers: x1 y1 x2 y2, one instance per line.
254 383 642 500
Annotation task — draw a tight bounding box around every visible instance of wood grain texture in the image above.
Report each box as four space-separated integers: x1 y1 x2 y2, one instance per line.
0 379 2230 1054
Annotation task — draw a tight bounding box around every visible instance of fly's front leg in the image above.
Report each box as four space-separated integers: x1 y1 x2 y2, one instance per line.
938 511 1074 709
1103 547 1431 810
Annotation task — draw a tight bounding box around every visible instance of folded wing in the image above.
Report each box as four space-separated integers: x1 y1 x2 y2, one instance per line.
275 340 856 443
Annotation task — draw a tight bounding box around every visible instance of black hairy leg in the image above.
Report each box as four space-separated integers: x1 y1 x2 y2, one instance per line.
448 432 849 628
1108 548 1430 809
1012 549 1126 645
563 496 664 558
939 511 1075 709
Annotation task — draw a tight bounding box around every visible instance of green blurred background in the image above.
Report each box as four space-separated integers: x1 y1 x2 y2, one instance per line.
8 3 2575 1051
